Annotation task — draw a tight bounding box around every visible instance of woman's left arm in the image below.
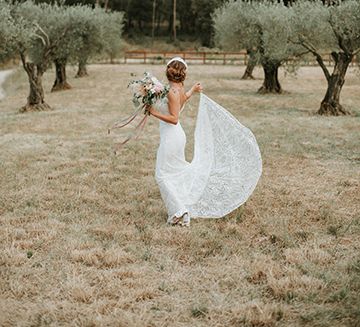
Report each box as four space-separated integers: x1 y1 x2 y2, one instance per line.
149 107 179 125
185 82 203 100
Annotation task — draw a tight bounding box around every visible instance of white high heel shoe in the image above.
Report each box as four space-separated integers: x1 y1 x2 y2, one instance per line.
180 213 190 227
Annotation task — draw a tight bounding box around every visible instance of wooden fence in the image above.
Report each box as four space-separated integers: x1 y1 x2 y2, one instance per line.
124 50 248 65
121 50 358 67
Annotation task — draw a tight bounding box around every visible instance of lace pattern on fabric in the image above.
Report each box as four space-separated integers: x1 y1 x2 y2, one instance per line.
154 93 262 220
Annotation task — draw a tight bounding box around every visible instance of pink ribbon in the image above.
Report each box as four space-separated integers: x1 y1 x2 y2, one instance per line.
109 105 149 154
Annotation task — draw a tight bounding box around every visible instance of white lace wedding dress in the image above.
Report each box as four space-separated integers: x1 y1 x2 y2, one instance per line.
154 93 262 222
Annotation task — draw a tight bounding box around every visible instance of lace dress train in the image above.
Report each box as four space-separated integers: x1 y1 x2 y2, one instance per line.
154 93 262 222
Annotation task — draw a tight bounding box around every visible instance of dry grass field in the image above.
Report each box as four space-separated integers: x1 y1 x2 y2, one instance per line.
0 64 359 327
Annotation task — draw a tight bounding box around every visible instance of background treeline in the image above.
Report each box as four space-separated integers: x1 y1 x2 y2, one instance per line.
60 0 345 47
24 0 354 52
64 0 227 47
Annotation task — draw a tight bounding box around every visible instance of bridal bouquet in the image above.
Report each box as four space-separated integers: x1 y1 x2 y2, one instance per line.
129 72 170 115
108 72 169 152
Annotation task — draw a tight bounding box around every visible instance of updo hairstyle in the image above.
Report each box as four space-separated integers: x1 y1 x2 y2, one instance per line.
166 60 187 83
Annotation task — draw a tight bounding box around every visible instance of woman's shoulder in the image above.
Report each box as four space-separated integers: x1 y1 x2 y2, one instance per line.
167 87 184 105
168 87 181 98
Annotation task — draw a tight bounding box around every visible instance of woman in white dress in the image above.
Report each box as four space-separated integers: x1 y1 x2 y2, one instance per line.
149 57 262 227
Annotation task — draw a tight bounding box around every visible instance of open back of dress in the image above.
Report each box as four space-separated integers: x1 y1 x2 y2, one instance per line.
155 93 262 221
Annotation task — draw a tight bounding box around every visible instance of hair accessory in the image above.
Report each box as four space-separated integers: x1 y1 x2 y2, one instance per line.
167 57 188 69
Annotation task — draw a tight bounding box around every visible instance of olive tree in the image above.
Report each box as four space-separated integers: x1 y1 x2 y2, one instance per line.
72 7 106 78
214 1 304 94
11 1 76 111
46 5 123 90
290 0 360 115
50 5 84 91
51 5 102 90
254 3 302 93
214 2 260 82
73 9 124 78
101 11 124 64
242 48 258 80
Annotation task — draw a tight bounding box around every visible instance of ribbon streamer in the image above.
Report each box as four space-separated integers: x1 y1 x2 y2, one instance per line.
112 108 149 154
108 105 144 133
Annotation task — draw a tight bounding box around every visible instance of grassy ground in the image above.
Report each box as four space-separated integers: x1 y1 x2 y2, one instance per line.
0 64 359 327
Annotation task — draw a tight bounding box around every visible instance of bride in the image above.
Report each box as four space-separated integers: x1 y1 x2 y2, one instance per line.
148 57 262 227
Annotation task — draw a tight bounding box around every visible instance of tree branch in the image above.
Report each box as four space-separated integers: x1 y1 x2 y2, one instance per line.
297 50 310 57
328 12 349 54
34 33 46 46
34 22 50 46
314 53 331 83
19 51 29 73
46 26 70 59
293 38 331 82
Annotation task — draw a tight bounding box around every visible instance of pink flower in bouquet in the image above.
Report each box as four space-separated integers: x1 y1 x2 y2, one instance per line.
150 77 163 94
153 84 163 94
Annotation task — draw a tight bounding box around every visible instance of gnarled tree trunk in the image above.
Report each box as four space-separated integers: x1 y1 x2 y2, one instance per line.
241 49 257 80
75 59 88 78
20 54 51 112
318 52 352 115
258 61 282 94
51 59 71 92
